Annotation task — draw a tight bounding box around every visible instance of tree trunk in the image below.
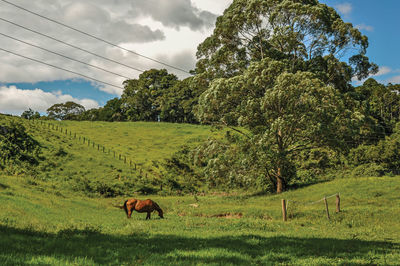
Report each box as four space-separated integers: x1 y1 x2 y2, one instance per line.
276 167 284 193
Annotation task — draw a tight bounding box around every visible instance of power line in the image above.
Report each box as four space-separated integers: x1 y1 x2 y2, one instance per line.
0 0 192 75
0 47 124 90
0 17 144 74
0 32 132 80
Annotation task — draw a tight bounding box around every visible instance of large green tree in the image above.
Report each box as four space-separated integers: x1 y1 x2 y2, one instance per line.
195 0 377 193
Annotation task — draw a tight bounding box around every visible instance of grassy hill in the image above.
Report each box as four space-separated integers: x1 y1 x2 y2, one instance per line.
0 116 216 196
0 174 399 265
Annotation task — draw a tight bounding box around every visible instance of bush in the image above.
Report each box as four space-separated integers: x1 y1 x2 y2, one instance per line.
0 116 41 174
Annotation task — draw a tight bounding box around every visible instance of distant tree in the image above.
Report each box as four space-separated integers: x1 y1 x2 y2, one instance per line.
121 69 178 121
100 98 124 121
47 101 85 120
159 77 205 123
21 108 40 120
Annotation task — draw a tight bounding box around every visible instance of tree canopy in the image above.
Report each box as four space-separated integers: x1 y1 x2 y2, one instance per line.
47 101 85 120
196 0 377 91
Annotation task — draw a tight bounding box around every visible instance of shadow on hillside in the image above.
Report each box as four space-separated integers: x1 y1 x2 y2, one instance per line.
0 225 398 265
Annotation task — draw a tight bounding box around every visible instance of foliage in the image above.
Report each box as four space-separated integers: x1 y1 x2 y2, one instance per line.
196 0 377 87
193 0 379 193
121 69 178 121
78 98 125 122
159 77 205 123
21 108 40 120
348 122 400 175
47 101 85 120
196 58 357 193
0 116 41 174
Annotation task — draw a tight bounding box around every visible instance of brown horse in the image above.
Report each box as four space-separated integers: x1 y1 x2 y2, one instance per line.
115 199 164 219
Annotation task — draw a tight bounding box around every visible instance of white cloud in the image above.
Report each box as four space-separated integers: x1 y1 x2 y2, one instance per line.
0 0 234 96
356 24 374 32
374 66 392 77
387 76 400 84
0 85 99 115
335 3 352 16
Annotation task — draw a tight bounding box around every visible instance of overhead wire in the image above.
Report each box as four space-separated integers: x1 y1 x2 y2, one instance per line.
0 32 132 80
0 47 125 90
0 17 144 74
0 0 192 75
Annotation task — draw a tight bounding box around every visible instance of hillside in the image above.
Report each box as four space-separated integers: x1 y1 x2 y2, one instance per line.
0 174 399 265
0 115 215 196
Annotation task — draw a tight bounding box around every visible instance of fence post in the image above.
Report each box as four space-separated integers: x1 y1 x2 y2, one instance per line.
336 194 341 213
324 197 330 220
282 199 287 222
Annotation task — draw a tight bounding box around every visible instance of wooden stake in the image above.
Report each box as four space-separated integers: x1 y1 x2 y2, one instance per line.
282 199 287 222
336 194 341 213
324 197 330 220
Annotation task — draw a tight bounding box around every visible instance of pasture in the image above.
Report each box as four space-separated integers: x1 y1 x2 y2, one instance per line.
0 174 399 265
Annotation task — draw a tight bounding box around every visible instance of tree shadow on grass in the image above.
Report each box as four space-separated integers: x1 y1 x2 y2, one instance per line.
0 225 398 265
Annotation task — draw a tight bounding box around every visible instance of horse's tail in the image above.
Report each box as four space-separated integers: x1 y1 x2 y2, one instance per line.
114 200 129 216
153 201 164 218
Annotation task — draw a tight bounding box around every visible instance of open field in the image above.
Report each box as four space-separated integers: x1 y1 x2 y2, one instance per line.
1 174 399 265
45 120 217 168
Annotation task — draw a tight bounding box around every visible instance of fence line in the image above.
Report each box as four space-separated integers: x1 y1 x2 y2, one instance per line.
32 119 157 181
283 193 341 221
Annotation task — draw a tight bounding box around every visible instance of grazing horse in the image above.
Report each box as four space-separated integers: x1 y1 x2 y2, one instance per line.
115 199 164 219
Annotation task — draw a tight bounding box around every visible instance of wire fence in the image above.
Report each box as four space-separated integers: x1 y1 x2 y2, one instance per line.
31 119 157 181
282 193 341 221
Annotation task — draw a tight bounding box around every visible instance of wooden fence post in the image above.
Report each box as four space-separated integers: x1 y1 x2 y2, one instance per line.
282 199 287 222
324 197 330 220
336 194 340 213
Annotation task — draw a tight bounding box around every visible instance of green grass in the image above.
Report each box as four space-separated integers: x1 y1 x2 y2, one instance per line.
1 117 217 196
0 174 399 265
46 120 216 168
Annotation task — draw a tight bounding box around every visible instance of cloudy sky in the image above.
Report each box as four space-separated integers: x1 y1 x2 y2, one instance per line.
0 0 399 115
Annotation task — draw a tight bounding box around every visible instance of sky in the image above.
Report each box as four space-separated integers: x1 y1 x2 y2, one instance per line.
0 0 399 115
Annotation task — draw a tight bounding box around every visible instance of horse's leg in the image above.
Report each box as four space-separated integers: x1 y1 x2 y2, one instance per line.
146 212 151 220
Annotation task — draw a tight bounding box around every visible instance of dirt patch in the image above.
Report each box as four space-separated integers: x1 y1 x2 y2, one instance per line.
212 213 243 219
195 213 243 219
178 212 243 219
